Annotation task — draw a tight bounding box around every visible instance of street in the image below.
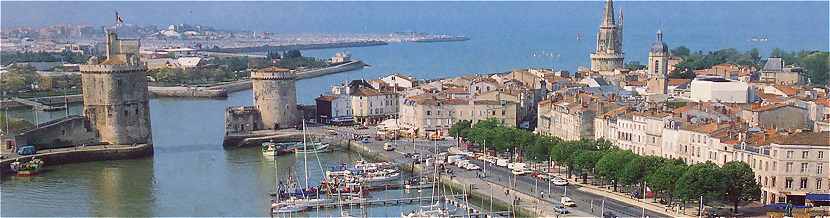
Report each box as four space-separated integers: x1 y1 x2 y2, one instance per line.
315 125 666 217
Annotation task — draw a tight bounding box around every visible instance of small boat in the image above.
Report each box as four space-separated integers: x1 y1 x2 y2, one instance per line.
261 142 295 156
295 142 330 154
10 158 44 176
404 177 434 190
401 207 450 218
271 202 308 214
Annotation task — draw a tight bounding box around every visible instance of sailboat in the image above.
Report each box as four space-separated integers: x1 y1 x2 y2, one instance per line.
271 155 309 214
401 140 451 218
287 120 333 206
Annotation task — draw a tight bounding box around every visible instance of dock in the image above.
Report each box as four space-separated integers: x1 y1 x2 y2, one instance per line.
8 97 66 111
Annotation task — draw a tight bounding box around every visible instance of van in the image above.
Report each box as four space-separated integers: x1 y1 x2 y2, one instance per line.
447 155 464 164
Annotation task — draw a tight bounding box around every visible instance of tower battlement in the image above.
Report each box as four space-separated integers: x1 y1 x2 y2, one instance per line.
251 67 296 80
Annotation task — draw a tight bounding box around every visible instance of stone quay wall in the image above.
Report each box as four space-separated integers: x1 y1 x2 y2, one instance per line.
0 143 153 175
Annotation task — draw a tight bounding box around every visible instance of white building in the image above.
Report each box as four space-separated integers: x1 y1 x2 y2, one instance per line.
689 77 749 103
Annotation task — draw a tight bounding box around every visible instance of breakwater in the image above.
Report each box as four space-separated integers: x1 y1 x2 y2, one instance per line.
204 41 387 53
0 143 153 175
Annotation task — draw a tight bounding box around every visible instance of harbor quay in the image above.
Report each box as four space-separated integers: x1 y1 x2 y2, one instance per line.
322 125 671 218
0 143 152 175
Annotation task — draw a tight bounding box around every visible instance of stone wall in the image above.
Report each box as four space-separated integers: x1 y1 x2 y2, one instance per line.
252 74 299 130
81 67 152 145
224 106 261 134
14 116 98 149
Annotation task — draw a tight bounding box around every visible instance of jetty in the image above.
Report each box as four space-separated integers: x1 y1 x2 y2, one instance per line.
7 97 66 111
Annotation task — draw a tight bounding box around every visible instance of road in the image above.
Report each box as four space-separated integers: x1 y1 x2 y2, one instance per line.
313 125 665 217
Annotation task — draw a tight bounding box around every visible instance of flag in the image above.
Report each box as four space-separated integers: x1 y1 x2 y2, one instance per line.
116 12 124 24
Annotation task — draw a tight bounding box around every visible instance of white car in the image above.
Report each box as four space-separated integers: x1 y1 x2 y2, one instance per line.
496 159 509 167
463 163 481 170
511 169 530 175
552 177 569 186
561 197 576 207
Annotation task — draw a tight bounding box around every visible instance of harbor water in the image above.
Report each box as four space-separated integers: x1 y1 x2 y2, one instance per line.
2 1 829 216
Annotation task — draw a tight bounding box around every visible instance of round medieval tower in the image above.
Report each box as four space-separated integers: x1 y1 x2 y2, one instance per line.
251 67 299 130
79 31 152 145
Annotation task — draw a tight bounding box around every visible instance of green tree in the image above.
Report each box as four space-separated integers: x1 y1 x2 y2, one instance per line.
722 161 761 213
676 162 726 204
572 150 604 184
646 161 687 205
801 51 829 85
620 156 646 187
595 149 636 191
671 46 690 57
625 61 645 70
448 120 473 138
550 140 578 178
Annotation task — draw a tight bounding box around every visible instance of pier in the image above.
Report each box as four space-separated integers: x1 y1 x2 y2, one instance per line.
7 97 66 111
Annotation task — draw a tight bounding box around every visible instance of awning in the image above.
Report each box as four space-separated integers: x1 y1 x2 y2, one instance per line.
806 193 830 202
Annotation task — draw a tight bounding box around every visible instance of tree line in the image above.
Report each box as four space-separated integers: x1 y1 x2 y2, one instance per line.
449 118 761 213
668 46 828 85
0 51 89 66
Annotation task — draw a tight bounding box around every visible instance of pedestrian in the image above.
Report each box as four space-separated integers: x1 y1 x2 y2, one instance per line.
541 191 545 198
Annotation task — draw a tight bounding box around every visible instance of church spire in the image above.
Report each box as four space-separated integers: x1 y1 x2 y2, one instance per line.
657 29 663 41
602 0 616 27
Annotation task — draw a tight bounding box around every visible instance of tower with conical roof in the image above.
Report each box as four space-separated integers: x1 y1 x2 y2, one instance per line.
647 30 669 95
590 0 625 74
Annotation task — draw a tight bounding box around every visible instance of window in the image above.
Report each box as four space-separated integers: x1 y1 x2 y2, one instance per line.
785 178 793 189
801 163 808 172
818 163 824 174
772 177 777 187
426 111 431 116
773 162 777 171
818 179 824 190
786 151 793 159
819 151 824 159
802 151 809 159
800 178 808 189
786 162 793 172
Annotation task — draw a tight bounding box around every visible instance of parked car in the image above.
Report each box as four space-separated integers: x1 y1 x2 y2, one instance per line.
16 145 37 156
361 138 370 143
511 169 530 176
602 212 617 218
463 163 481 170
326 129 338 135
552 177 569 186
561 197 576 207
496 158 509 167
553 204 570 214
383 143 395 151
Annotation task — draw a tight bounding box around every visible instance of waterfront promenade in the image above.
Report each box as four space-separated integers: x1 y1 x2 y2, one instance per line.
318 125 670 217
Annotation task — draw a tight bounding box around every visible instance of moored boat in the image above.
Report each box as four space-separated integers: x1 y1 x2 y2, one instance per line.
10 158 44 176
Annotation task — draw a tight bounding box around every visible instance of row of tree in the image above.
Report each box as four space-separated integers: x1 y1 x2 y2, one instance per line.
668 46 828 85
0 51 89 66
449 118 761 213
147 67 246 86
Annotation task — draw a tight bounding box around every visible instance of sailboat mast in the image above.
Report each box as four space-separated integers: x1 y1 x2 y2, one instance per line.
274 156 280 202
302 120 310 197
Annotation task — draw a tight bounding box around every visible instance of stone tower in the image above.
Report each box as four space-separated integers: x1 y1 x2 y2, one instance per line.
79 31 152 145
590 0 625 74
647 30 669 95
252 67 299 130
